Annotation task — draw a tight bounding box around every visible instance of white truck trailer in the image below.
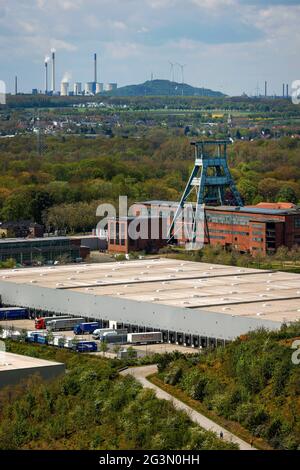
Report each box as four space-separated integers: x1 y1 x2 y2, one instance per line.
46 317 84 331
127 332 162 344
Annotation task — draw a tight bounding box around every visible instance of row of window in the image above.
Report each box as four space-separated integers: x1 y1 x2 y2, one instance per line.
109 238 126 246
206 214 250 226
209 229 249 236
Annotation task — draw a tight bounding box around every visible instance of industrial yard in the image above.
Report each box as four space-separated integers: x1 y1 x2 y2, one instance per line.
1 258 299 347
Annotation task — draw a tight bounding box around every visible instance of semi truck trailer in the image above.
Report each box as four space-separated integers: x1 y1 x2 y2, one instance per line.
47 317 85 332
92 328 127 340
0 307 29 321
99 331 128 344
72 341 98 353
127 332 162 344
35 316 72 330
74 322 102 335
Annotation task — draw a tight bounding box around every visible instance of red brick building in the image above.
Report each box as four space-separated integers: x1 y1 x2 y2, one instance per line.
107 201 300 255
108 217 166 254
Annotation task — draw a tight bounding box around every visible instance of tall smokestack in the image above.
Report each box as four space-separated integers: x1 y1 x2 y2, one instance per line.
15 76 18 95
283 83 285 98
94 53 97 84
52 50 56 93
45 61 48 94
286 84 289 98
265 81 267 98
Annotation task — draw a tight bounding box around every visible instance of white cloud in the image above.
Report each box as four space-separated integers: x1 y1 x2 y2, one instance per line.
192 0 236 9
104 41 141 59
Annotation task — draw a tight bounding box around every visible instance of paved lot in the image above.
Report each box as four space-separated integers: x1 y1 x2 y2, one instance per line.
121 365 256 451
132 343 199 355
0 319 196 355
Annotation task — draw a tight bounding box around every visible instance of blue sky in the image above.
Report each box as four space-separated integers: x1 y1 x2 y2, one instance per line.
0 0 300 95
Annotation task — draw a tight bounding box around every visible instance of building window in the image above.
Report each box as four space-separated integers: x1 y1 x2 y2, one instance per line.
295 218 300 229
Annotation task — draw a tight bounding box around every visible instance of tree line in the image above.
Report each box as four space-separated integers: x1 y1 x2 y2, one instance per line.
0 134 300 233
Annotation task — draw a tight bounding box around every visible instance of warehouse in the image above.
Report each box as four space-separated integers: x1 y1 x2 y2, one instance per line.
0 236 90 265
0 352 65 388
0 258 299 347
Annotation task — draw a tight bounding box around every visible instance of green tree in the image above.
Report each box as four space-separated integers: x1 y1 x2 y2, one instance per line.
100 341 108 357
276 186 298 204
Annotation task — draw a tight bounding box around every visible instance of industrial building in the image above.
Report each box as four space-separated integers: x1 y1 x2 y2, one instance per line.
0 258 299 346
0 236 90 265
108 201 300 255
107 140 300 255
0 352 65 388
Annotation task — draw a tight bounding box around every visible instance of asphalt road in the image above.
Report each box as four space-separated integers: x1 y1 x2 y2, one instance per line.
120 365 256 451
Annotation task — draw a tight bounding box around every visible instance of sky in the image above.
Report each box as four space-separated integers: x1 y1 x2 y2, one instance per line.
0 0 300 96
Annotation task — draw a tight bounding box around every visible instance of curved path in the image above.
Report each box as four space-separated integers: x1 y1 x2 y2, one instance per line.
120 365 256 451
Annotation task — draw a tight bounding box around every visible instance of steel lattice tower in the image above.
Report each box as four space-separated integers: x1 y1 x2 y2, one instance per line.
168 140 243 244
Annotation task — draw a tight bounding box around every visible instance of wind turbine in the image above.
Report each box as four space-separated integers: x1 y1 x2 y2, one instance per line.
169 61 175 82
176 63 186 96
176 63 186 84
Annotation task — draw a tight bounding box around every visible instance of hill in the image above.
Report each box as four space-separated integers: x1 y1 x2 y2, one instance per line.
156 323 300 450
104 79 225 97
0 340 236 450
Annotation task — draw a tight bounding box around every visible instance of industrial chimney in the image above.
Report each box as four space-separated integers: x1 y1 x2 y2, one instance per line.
45 56 50 94
94 53 97 83
51 50 56 93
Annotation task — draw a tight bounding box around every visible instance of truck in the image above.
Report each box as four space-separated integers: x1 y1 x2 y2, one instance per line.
99 331 128 344
92 328 128 340
27 332 48 345
47 317 85 332
127 332 162 344
51 335 66 348
72 341 98 353
74 322 102 335
0 307 29 321
35 316 72 330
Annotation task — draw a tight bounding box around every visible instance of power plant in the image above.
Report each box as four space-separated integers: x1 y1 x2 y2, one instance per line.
38 50 118 96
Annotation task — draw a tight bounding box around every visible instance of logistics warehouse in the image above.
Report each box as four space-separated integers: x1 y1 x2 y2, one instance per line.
0 258 300 346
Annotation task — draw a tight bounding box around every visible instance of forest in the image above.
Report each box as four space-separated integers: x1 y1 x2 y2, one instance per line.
155 324 300 450
0 134 300 233
0 340 236 450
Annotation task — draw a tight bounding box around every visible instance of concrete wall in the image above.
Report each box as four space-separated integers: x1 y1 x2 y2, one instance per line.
0 363 65 388
0 281 281 341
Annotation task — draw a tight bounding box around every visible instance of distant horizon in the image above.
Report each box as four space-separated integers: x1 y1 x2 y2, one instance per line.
0 1 299 96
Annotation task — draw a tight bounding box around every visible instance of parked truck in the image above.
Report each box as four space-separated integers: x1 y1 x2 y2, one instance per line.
27 332 48 345
0 307 29 321
35 316 73 330
99 331 128 344
72 341 98 353
127 332 162 344
74 322 102 335
47 317 85 332
92 328 128 340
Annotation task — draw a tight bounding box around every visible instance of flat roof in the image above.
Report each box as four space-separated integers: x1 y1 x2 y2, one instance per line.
140 201 300 216
0 352 64 372
0 236 78 245
1 258 300 324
